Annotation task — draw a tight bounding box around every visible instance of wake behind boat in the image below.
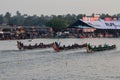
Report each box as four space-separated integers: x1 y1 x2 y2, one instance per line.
86 43 116 53
17 41 53 50
52 42 87 52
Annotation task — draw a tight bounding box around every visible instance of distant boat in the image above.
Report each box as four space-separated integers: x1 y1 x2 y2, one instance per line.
17 41 53 50
86 44 116 53
52 42 87 52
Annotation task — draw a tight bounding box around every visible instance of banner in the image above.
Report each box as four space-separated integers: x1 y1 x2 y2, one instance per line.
82 19 120 29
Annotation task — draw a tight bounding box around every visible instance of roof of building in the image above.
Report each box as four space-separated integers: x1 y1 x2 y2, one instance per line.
68 19 120 29
68 19 93 28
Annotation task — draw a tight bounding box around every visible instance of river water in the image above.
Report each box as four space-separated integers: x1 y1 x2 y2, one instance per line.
0 38 120 80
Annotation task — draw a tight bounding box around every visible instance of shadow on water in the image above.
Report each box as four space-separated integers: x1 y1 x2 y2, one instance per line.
0 48 55 54
1 50 22 53
1 46 119 56
59 48 120 58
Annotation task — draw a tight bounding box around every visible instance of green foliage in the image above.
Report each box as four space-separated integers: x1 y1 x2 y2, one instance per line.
0 15 3 24
46 18 68 32
4 12 11 24
1 11 120 31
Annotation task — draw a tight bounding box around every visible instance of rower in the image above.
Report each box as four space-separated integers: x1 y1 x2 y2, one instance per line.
55 41 60 47
87 43 92 49
104 43 108 47
28 44 32 49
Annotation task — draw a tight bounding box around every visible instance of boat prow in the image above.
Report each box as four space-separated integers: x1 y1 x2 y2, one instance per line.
52 42 60 52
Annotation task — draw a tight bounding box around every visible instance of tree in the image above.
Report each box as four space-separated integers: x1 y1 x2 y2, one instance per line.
0 15 3 24
9 11 25 26
24 16 33 26
31 15 40 26
46 18 68 32
100 13 106 19
4 12 11 24
77 14 83 20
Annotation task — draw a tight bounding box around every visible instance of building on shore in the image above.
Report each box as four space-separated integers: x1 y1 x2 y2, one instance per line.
67 15 120 38
0 25 53 40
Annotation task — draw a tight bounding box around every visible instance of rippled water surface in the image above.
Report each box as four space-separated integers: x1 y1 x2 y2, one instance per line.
0 38 120 80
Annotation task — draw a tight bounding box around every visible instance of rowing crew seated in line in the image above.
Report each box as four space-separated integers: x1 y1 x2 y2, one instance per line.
17 41 51 48
87 43 109 49
58 43 86 50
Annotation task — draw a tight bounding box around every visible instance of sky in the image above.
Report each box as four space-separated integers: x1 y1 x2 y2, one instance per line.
0 0 120 16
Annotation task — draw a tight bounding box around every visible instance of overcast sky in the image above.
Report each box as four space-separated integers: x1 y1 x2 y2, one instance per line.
0 0 119 16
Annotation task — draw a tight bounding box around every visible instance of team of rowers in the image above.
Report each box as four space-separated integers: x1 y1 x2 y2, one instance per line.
17 41 53 50
54 41 87 51
17 41 87 50
17 41 116 52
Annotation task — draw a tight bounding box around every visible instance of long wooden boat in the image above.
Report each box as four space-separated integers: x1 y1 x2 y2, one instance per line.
86 44 116 53
17 41 53 50
52 42 87 52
